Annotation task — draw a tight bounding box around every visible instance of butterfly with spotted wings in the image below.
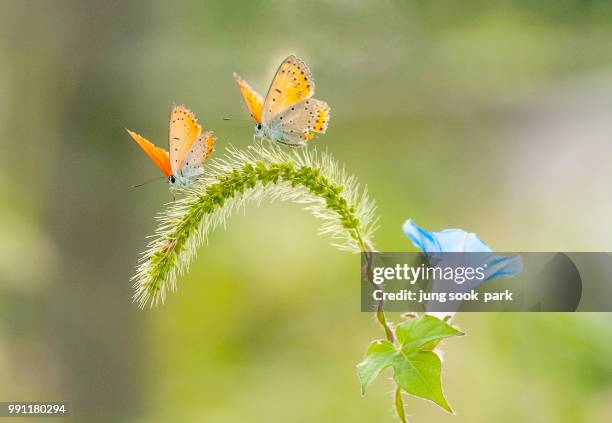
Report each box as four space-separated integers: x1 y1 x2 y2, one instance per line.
126 105 215 188
233 55 331 147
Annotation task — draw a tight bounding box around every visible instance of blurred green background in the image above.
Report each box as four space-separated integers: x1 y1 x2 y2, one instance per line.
1 0 612 422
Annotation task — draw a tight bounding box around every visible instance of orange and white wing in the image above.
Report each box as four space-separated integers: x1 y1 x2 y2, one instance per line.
126 129 172 176
307 99 330 134
262 55 314 123
270 99 331 146
233 73 264 123
168 105 202 175
179 131 216 178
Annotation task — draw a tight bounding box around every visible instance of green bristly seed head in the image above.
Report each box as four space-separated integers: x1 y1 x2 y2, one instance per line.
132 142 378 308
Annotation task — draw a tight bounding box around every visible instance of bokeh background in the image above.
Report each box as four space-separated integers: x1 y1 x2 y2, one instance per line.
1 0 612 422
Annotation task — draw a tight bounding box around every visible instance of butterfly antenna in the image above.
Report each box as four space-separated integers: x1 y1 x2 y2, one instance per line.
131 175 166 189
222 117 252 123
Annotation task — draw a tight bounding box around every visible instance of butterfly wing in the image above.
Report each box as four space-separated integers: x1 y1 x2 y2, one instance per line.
268 99 331 146
126 129 172 176
178 131 216 179
233 73 264 123
168 105 202 175
262 55 314 123
306 99 330 135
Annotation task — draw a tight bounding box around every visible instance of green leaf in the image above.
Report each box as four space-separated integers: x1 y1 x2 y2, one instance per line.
394 349 450 411
357 315 464 413
357 340 397 394
396 314 463 351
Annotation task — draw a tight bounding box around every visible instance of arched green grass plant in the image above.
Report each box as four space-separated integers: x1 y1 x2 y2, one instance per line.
133 142 378 307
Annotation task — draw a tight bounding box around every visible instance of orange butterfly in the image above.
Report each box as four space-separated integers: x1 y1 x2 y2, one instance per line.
127 105 215 188
233 55 330 147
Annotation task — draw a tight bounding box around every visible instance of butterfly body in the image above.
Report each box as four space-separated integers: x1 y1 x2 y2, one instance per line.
234 55 330 147
127 105 215 189
253 119 287 145
165 133 209 188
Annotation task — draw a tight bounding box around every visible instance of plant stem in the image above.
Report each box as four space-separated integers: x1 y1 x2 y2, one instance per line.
395 385 408 423
361 244 394 343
